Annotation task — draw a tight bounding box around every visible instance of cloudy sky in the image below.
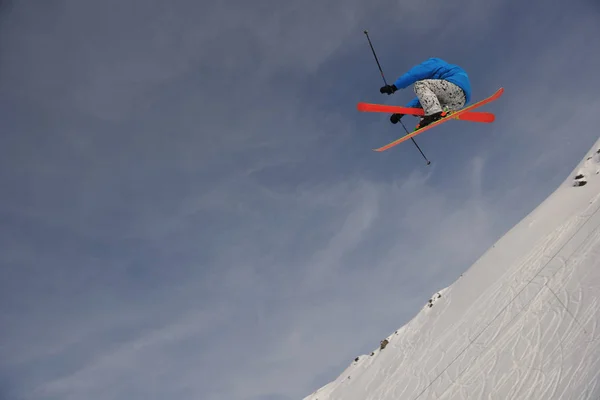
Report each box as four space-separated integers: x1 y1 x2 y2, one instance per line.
1 0 599 399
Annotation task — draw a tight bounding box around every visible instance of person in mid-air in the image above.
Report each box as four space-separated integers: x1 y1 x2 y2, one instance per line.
379 57 472 130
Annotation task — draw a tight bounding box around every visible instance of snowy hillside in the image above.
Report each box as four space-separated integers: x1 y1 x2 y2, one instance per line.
304 138 600 400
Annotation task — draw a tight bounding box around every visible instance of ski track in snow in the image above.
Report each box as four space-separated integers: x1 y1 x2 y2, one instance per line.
305 141 600 400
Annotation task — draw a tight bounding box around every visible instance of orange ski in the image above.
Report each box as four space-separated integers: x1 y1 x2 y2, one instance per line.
373 87 504 152
357 103 495 123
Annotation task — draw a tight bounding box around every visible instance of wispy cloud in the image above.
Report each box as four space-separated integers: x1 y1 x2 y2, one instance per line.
1 0 600 399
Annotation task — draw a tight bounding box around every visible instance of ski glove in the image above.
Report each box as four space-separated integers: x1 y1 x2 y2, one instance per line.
380 84 397 95
390 113 404 124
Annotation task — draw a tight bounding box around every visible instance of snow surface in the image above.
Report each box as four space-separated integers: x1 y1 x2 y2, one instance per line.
304 138 600 400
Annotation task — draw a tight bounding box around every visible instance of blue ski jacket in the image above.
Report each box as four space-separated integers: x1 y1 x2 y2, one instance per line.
393 57 472 108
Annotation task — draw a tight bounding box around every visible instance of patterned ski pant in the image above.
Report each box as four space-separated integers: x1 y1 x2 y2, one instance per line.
414 79 466 116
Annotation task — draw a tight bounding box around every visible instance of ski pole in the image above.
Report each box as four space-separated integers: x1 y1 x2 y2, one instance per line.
398 120 430 164
364 29 388 86
363 30 431 165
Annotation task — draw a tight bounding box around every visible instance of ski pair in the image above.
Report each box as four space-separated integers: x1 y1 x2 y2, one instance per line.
361 87 504 152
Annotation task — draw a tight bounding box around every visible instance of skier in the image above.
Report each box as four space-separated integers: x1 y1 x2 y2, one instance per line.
379 57 472 129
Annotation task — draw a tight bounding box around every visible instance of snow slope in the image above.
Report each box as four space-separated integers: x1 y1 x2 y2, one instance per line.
304 138 600 400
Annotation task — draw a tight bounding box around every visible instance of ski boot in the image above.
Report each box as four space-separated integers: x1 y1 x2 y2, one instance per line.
414 110 448 130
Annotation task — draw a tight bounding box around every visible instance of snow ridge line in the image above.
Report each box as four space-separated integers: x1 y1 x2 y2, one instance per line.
412 197 600 400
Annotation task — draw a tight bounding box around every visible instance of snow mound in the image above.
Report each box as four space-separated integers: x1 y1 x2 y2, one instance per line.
304 137 600 400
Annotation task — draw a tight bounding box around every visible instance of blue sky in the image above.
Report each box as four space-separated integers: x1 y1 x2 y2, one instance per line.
1 1 599 399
